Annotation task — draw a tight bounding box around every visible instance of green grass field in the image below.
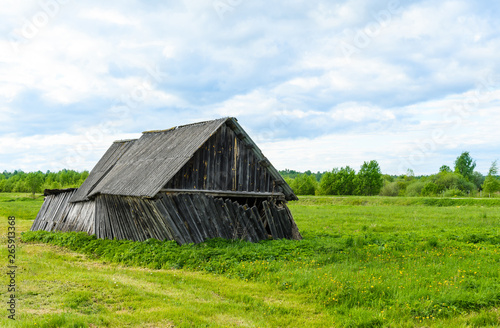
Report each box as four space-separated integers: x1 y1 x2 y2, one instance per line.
1 194 499 327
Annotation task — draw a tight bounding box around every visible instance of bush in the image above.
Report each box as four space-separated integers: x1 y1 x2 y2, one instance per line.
379 182 400 197
443 188 465 197
421 182 443 197
435 172 461 190
455 177 476 194
288 174 317 195
482 161 500 195
405 181 425 197
318 167 356 195
483 178 500 195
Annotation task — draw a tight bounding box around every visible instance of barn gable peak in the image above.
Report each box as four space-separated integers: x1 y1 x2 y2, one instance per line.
70 117 296 203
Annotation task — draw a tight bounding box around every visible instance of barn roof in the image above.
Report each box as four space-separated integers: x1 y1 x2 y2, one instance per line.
70 117 296 202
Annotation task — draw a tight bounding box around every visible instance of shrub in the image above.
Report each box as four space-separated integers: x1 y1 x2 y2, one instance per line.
379 182 399 197
405 181 425 197
482 161 500 195
318 167 356 195
288 174 317 195
421 182 443 196
443 188 464 197
455 177 476 194
435 172 461 190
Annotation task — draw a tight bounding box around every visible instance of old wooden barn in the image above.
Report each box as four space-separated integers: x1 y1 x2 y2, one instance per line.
31 117 301 244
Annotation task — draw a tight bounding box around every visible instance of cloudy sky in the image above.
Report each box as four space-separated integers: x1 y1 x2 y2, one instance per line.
1 0 499 175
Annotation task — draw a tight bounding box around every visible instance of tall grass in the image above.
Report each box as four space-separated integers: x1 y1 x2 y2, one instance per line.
20 196 500 327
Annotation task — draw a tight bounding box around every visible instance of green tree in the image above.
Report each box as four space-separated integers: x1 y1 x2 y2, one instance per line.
439 165 452 173
318 170 337 195
471 171 485 190
454 151 476 181
335 166 356 195
354 160 383 196
289 173 317 195
379 181 400 196
482 161 500 196
25 172 44 197
314 171 324 182
318 166 356 195
421 182 443 196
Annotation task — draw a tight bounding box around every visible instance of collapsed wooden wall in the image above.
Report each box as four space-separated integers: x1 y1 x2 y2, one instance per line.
95 193 301 243
31 190 95 234
32 191 301 244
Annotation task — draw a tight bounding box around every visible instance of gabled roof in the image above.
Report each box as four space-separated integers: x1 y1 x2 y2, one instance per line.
70 117 296 202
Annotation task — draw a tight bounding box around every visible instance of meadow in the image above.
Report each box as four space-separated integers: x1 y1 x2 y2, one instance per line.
1 193 499 327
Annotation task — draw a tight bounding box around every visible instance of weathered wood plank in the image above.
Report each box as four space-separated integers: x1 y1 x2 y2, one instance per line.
262 201 278 239
104 195 122 240
237 138 244 191
277 208 292 238
221 199 238 239
220 124 229 190
161 189 285 198
154 195 185 243
173 194 204 243
213 127 222 190
269 202 285 239
184 194 209 241
201 140 208 190
212 198 233 239
191 194 216 239
248 206 267 240
162 194 194 244
196 194 220 239
238 206 258 242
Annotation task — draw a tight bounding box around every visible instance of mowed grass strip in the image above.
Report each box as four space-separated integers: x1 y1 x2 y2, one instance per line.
4 194 500 327
1 236 330 327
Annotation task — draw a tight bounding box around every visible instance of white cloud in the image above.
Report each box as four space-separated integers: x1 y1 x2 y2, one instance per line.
0 107 14 123
0 0 499 174
1 129 138 172
79 8 137 26
215 90 281 117
330 103 396 122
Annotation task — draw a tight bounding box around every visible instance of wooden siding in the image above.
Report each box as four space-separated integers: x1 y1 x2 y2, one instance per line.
31 190 95 234
165 124 279 193
92 193 300 243
32 191 301 244
70 118 297 202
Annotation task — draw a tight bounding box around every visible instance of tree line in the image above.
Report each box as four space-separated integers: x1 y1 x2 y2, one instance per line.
282 160 384 196
280 152 500 197
2 151 499 198
0 170 89 196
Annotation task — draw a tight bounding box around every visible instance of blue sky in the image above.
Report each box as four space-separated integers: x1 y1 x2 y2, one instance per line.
1 0 499 175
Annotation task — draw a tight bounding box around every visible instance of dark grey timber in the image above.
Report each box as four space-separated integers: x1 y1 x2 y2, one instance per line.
31 118 301 244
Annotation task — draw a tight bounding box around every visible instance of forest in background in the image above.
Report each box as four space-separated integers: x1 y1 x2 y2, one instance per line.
1 152 499 198
281 152 500 197
0 169 88 195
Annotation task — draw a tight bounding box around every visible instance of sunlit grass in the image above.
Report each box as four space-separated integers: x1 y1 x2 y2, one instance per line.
2 194 500 327
0 193 44 220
